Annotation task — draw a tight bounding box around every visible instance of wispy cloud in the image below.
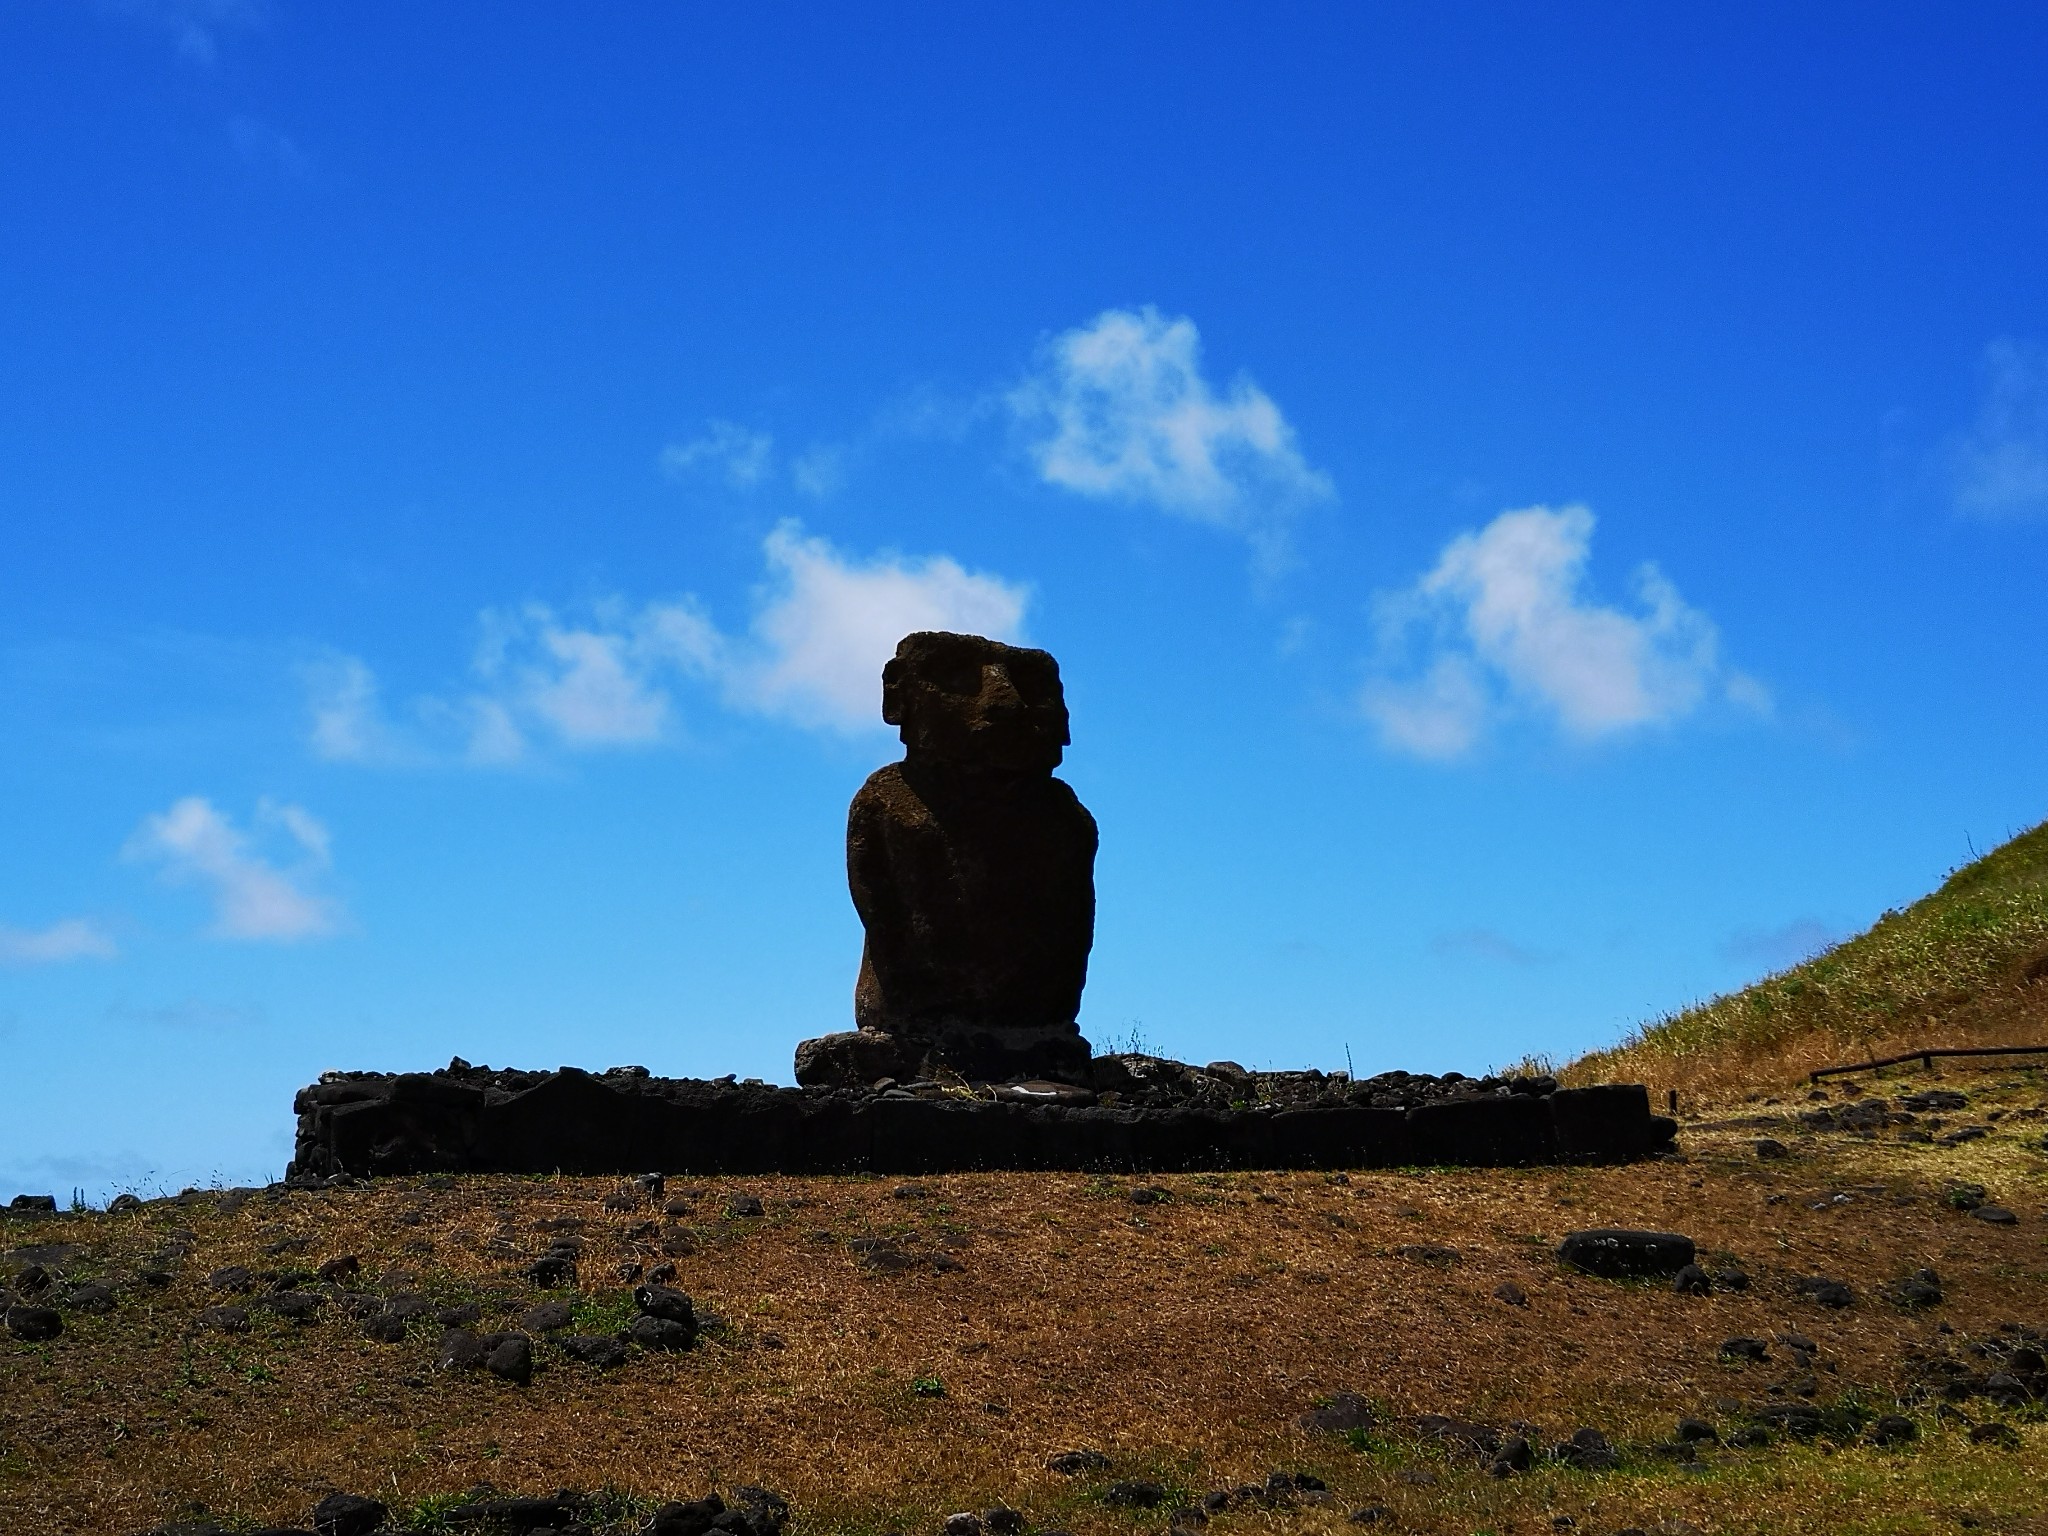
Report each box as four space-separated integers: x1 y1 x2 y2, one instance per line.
1721 918 1839 972
1949 338 2048 521
109 0 264 66
306 654 407 765
0 918 118 967
104 998 263 1032
227 115 310 178
124 797 340 942
1009 306 1331 562
1363 505 1765 760
308 524 1031 762
660 420 776 490
1430 928 1556 968
789 444 849 499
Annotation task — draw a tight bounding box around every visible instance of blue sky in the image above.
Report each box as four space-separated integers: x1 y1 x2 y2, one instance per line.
4 3 2047 1199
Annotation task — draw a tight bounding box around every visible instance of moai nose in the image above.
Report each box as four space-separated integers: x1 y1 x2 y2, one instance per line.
980 663 1025 713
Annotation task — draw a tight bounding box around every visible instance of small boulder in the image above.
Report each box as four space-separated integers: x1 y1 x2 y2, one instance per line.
206 1265 256 1294
263 1291 324 1324
645 1495 725 1536
1970 1421 2021 1449
727 1194 766 1219
1750 1403 1825 1438
627 1315 696 1352
1102 1481 1166 1508
4 1304 62 1342
1868 1413 1917 1445
1973 1206 2019 1226
1395 1243 1461 1266
481 1332 532 1385
1720 1336 1770 1363
1754 1138 1789 1160
520 1300 575 1333
522 1255 576 1287
560 1333 630 1368
63 1281 117 1314
1551 1427 1617 1470
634 1284 698 1326
1888 1270 1944 1309
316 1255 360 1284
1494 1280 1529 1307
733 1486 789 1536
1672 1263 1712 1296
1300 1392 1375 1434
436 1327 485 1371
310 1492 387 1536
1793 1276 1854 1308
1488 1436 1534 1475
943 1515 982 1536
1046 1449 1110 1475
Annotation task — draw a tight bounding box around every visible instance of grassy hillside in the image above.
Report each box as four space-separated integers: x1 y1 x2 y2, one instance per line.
1572 818 2048 1100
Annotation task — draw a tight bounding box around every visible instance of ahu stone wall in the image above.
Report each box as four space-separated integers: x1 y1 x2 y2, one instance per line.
288 1062 1677 1181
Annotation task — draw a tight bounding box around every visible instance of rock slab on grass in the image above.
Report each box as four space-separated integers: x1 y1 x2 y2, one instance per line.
1556 1229 1696 1278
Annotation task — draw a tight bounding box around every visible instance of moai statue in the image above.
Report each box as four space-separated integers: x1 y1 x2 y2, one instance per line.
794 631 1097 1087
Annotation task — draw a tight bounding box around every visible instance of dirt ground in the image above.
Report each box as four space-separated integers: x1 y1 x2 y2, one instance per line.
4 1067 2047 1536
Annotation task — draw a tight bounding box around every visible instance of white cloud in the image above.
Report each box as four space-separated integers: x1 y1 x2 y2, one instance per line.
660 420 775 489
307 525 1028 761
0 918 118 967
125 797 339 942
1950 338 2048 520
1010 306 1331 556
728 522 1030 730
1363 505 1763 758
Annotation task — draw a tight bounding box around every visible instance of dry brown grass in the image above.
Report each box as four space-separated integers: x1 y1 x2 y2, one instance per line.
6 1069 2048 1535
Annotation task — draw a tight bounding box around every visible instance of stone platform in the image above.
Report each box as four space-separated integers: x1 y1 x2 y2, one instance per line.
286 1056 1677 1181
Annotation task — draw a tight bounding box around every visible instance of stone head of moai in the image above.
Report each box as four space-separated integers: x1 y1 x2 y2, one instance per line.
881 630 1070 774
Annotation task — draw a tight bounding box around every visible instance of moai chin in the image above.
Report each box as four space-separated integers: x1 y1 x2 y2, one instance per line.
793 631 1097 1087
